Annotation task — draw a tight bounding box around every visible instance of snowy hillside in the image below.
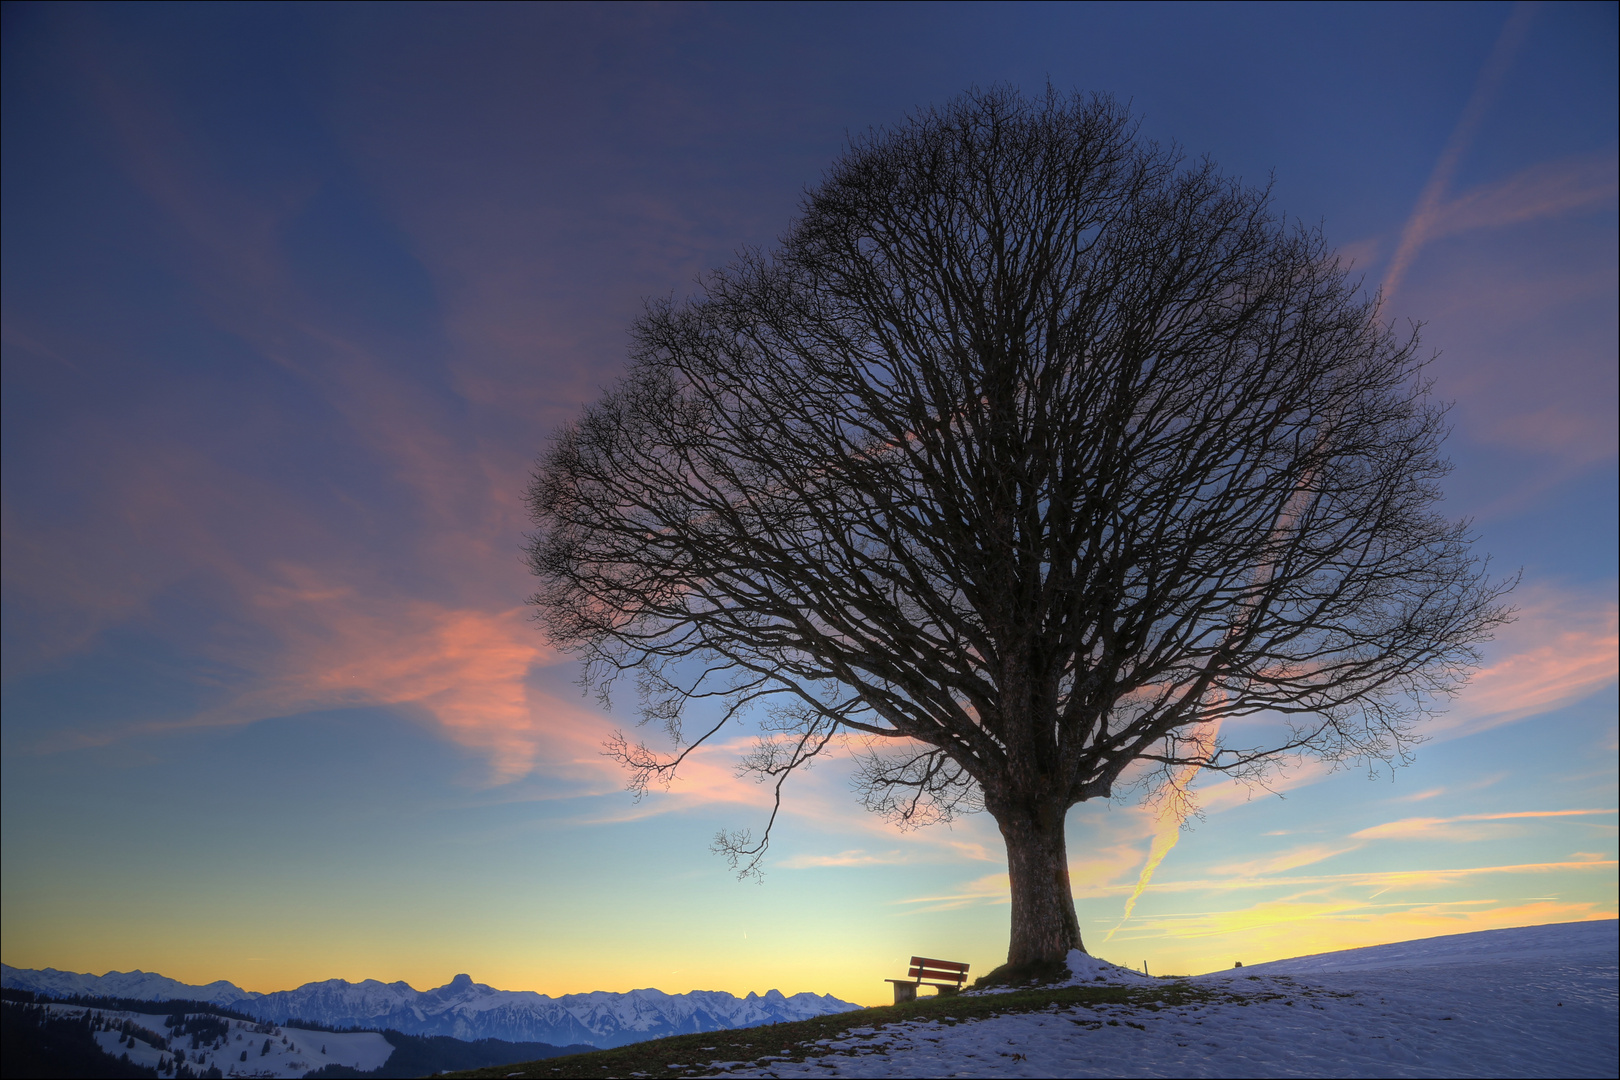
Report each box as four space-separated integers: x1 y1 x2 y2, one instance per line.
10 921 1613 1076
0 965 860 1049
46 1005 390 1080
717 919 1617 1078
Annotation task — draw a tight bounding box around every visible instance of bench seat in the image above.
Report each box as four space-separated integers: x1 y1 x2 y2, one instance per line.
886 956 970 1003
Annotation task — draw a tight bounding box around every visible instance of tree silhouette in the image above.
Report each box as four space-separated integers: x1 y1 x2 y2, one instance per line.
526 87 1511 968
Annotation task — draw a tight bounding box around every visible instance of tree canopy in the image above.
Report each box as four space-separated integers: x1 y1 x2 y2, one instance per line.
526 88 1511 968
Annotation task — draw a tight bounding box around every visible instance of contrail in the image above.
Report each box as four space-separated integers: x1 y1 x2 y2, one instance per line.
1104 719 1219 942
1382 2 1538 303
1105 415 1334 942
1101 9 1543 927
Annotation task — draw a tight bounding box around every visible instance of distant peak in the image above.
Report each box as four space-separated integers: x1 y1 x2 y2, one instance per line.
450 973 473 987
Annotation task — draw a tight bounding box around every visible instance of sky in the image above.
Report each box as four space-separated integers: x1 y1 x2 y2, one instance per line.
2 1 1615 1008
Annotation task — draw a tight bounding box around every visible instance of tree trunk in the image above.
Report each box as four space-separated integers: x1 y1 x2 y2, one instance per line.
997 801 1086 965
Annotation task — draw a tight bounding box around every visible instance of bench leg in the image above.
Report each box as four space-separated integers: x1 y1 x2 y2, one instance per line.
892 982 917 1004
934 986 960 997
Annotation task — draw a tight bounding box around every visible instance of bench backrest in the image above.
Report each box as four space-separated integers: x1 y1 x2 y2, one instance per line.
908 956 970 985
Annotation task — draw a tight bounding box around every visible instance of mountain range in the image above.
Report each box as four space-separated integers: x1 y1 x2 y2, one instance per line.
0 964 862 1049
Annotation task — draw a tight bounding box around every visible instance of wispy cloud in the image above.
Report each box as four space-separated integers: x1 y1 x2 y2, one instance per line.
1084 855 1616 898
895 852 1616 946
1389 773 1508 804
1105 718 1221 940
780 849 911 869
1342 149 1618 292
1351 808 1617 842
0 40 594 789
1192 758 1339 814
1109 898 1615 970
894 872 1012 913
1393 787 1449 803
1425 152 1618 243
242 580 595 784
1433 585 1618 739
1206 844 1362 879
1381 1 1538 302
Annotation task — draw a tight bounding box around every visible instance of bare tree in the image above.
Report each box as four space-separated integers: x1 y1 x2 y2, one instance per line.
526 88 1511 971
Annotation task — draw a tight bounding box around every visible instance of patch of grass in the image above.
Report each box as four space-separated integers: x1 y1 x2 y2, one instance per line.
972 958 1072 989
446 981 1224 1079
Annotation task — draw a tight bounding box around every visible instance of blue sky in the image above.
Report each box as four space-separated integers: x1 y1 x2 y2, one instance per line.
2 1 1614 1005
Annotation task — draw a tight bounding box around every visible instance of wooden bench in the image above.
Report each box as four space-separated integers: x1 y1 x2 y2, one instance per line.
885 956 970 1003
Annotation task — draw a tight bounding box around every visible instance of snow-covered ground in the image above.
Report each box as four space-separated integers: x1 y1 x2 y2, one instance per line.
719 920 1618 1079
46 1006 392 1079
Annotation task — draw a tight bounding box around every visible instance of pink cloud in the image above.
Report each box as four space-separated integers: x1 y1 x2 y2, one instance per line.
1427 152 1619 243
1430 584 1618 740
1481 404 1618 465
254 594 574 782
1393 787 1449 803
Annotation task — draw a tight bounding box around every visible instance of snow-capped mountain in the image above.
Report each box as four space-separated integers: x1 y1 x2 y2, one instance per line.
0 965 861 1049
